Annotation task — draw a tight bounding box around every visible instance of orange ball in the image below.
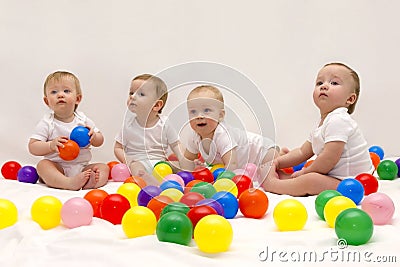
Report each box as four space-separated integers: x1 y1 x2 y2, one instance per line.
83 189 109 217
238 188 269 219
304 160 314 168
370 152 380 170
147 195 174 220
184 180 203 193
124 176 147 188
58 140 80 161
107 161 120 179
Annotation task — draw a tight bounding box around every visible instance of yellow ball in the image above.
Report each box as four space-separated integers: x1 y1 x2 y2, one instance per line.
31 196 62 230
210 163 225 173
213 178 238 197
117 183 141 207
273 199 308 231
122 206 157 238
160 188 183 202
324 196 357 228
194 214 233 253
152 163 173 182
0 199 18 229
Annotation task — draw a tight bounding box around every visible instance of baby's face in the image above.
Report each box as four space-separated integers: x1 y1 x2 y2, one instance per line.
187 91 224 139
127 79 160 115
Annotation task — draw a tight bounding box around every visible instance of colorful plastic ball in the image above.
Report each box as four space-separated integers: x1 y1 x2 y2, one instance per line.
324 196 357 228
361 192 395 225
160 188 184 202
232 175 253 198
31 196 62 230
195 199 224 217
211 191 239 219
176 171 194 185
210 163 225 173
156 211 193 246
162 174 185 188
117 182 141 207
147 195 174 220
190 182 217 199
233 168 249 176
395 158 400 177
315 190 342 220
377 160 398 180
336 178 365 205
160 180 183 192
137 185 162 206
83 189 109 217
70 125 90 147
160 202 190 217
194 214 233 253
17 165 39 184
293 161 306 172
273 199 308 231
107 161 120 179
213 178 238 197
154 160 172 168
212 168 226 181
1 161 22 180
304 160 314 168
61 197 93 229
335 208 374 246
369 145 384 160
58 139 80 161
355 173 379 195
370 152 381 170
281 167 294 174
152 163 173 182
99 193 130 225
184 180 203 193
238 188 269 219
167 153 178 161
179 192 205 208
187 206 218 229
124 176 147 188
216 170 236 180
0 199 18 229
122 206 157 238
243 163 259 181
192 167 214 183
111 163 131 182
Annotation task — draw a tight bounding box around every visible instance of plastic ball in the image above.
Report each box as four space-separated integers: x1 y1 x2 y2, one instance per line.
156 211 193 246
0 199 18 229
160 180 183 192
1 161 22 180
160 188 184 202
304 160 314 168
324 196 357 228
179 192 205 208
369 145 384 160
273 199 308 231
162 174 185 188
117 182 141 207
370 152 381 170
195 199 224 217
58 139 80 161
83 189 109 217
187 206 218 229
99 193 130 225
124 176 147 188
315 190 342 220
194 215 233 253
335 208 374 246
61 197 93 228
147 195 174 220
167 153 178 161
17 165 39 184
211 191 239 219
377 160 398 180
395 158 400 177
243 163 260 181
70 125 90 147
176 171 194 185
192 167 214 183
111 163 131 182
31 196 62 230
212 168 226 181
190 182 217 199
137 185 162 206
210 163 225 173
232 175 253 198
281 167 294 174
355 173 379 195
216 170 236 180
238 188 269 219
122 206 157 238
336 178 364 205
293 161 306 172
107 161 120 179
152 163 173 182
160 202 190 217
184 180 203 193
233 168 250 176
213 178 238 197
361 192 395 225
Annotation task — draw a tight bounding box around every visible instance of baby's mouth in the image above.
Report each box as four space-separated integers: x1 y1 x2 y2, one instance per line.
319 93 328 97
57 100 66 104
197 123 207 127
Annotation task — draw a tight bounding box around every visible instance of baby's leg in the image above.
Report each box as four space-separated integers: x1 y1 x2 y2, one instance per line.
36 159 90 190
129 161 159 186
82 163 109 189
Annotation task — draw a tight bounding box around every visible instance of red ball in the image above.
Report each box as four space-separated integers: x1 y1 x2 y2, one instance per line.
187 205 218 229
99 194 130 224
355 173 379 195
232 174 253 198
192 167 214 183
179 192 205 208
58 140 80 161
84 189 109 218
1 161 22 180
238 188 269 219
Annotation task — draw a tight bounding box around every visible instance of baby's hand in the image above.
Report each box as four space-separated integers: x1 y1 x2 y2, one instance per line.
50 136 68 152
194 159 206 168
85 125 96 144
290 169 303 178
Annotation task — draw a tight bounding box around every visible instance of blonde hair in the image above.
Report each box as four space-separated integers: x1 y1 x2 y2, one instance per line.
133 74 168 114
43 71 82 110
324 62 360 114
188 85 224 104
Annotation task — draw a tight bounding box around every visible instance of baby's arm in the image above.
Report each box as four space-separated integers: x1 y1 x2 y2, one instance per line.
87 125 104 147
221 148 238 171
180 149 198 171
113 141 125 163
28 137 68 156
276 141 314 169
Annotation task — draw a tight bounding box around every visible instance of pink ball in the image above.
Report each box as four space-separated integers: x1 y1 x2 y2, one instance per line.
61 197 93 228
111 163 131 182
233 168 250 176
361 192 395 225
243 163 260 182
163 174 185 188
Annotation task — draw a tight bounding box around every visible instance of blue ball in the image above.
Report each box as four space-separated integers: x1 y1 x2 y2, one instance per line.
17 166 39 184
70 126 90 147
337 178 365 205
293 161 306 172
160 180 184 192
211 191 239 219
212 168 226 181
369 145 384 160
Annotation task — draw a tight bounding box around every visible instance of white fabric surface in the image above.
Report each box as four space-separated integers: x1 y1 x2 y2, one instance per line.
1 171 399 267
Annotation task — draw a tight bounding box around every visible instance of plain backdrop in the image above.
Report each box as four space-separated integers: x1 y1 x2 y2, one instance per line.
1 0 399 168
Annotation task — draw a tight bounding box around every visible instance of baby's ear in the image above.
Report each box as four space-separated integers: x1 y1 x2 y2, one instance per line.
346 93 357 105
43 96 49 106
219 109 225 121
153 99 164 112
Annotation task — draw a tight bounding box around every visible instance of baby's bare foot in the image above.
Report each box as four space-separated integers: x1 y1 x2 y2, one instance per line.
82 170 97 189
68 169 91 190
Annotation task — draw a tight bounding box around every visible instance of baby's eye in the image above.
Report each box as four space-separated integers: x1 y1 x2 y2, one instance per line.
204 108 212 113
139 92 145 96
63 89 71 94
316 81 323 86
50 90 58 95
331 81 339 85
129 91 134 96
189 109 197 115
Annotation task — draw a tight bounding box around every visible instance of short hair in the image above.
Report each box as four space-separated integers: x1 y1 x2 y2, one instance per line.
324 62 360 114
188 85 224 104
133 74 168 113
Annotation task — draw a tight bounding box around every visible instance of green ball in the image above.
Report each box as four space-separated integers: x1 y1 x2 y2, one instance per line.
190 182 217 198
216 170 236 180
315 190 342 220
156 211 193 246
377 160 398 180
160 202 190 217
335 208 373 246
